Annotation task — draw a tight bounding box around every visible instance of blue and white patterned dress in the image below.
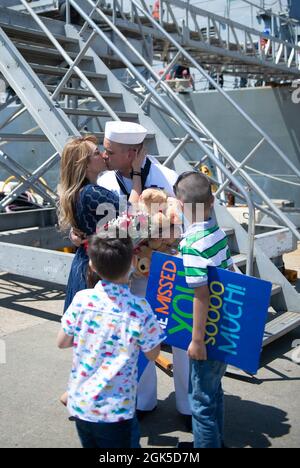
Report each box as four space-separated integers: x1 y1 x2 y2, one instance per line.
64 183 120 312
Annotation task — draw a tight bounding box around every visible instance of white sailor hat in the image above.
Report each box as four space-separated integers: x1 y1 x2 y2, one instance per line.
105 121 147 145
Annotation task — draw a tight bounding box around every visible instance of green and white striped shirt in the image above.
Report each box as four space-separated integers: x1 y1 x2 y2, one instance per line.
178 218 233 288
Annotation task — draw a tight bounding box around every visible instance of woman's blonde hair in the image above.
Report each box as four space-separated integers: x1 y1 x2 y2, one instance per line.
58 135 98 231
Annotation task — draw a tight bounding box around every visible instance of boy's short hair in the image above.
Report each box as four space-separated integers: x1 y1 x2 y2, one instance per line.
174 171 213 206
88 235 134 281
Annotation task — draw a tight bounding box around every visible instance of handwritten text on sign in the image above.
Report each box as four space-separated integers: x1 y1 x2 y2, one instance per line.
146 253 272 374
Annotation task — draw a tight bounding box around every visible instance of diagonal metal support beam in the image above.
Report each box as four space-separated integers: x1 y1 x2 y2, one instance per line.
0 105 26 133
163 134 190 167
0 150 58 211
20 0 119 122
0 27 78 154
0 149 57 199
52 30 97 101
141 51 182 110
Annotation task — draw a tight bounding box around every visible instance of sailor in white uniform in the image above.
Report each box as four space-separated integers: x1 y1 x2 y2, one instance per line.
98 121 191 417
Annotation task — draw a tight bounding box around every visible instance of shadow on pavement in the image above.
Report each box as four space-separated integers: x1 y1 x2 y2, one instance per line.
140 392 190 448
140 392 291 449
225 394 291 448
0 273 65 322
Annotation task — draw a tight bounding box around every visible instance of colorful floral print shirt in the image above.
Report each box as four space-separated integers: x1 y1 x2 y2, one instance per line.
62 280 165 423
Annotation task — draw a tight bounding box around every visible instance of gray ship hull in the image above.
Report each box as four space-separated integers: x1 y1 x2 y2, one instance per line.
150 86 300 205
1 86 300 206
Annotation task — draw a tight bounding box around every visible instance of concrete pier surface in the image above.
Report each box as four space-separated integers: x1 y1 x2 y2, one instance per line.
0 270 299 449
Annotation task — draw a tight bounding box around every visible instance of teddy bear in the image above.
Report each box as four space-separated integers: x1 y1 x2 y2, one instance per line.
139 188 168 227
139 188 168 212
133 188 183 277
134 244 153 277
139 188 182 229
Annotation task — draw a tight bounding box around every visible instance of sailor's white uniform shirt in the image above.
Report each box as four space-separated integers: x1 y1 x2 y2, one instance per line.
97 156 178 197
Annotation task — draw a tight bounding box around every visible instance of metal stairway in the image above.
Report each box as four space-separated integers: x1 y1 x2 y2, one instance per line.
99 0 300 80
0 3 190 209
0 0 299 356
6 0 300 80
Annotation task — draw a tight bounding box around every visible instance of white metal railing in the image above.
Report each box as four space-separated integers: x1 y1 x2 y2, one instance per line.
155 0 300 72
4 0 300 274
1 0 255 275
18 0 120 122
240 0 300 32
70 0 300 243
8 0 59 14
0 149 59 208
92 0 300 74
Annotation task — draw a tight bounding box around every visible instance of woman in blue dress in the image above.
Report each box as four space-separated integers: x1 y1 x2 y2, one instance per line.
57 135 143 312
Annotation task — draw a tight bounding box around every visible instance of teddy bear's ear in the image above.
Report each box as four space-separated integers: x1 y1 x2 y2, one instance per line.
140 188 168 206
148 239 163 249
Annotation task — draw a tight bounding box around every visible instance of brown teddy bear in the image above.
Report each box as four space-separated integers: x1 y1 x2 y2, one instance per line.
139 188 168 228
139 188 182 229
139 188 168 211
134 244 153 277
133 188 183 277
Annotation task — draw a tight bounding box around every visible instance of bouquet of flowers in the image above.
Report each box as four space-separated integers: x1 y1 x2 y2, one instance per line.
96 188 183 278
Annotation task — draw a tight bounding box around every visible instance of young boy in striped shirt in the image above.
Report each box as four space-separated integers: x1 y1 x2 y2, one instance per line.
174 171 233 449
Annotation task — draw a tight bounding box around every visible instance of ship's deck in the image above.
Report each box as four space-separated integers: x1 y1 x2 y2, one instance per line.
0 261 299 448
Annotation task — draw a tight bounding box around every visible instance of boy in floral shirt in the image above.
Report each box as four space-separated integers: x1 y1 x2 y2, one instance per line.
57 235 165 448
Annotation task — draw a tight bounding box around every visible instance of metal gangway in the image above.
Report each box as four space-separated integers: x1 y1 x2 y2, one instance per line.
6 0 300 80
0 0 300 350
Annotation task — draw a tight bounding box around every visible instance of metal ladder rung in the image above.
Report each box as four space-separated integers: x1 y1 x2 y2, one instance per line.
45 85 122 99
232 253 248 268
263 312 300 346
170 137 211 144
63 108 138 119
0 23 78 45
155 156 207 165
231 257 282 296
30 64 106 80
15 43 93 62
17 42 123 65
84 131 156 141
0 134 47 142
271 284 282 297
0 208 57 232
0 131 156 143
222 227 235 237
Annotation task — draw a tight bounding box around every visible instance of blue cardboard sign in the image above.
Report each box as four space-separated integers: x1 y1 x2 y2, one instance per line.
145 252 272 374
